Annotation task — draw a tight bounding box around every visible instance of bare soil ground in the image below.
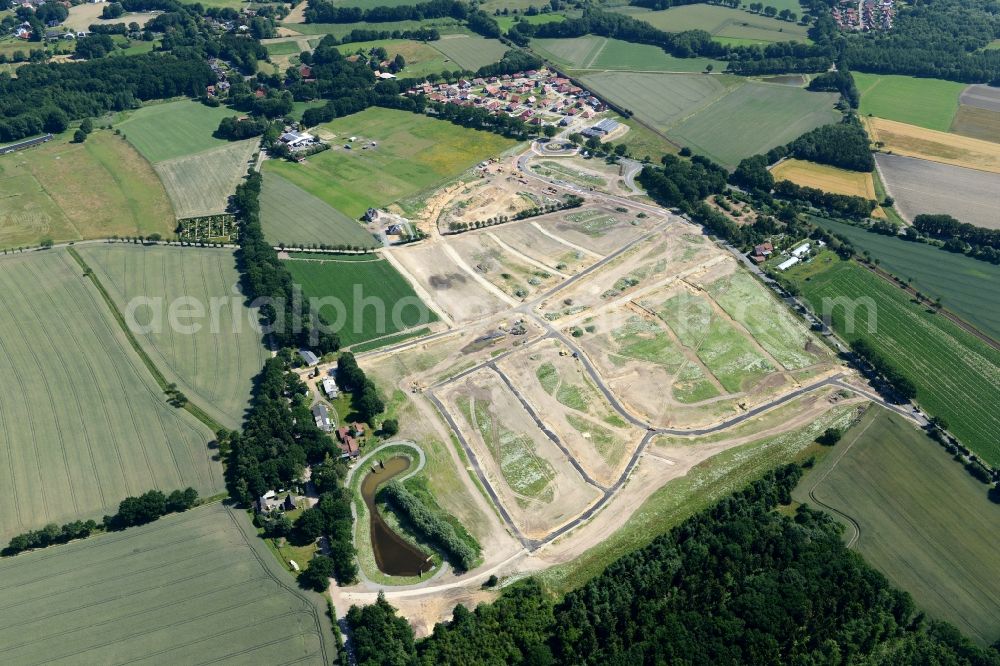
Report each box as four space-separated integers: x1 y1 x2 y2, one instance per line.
387 242 511 323
489 222 598 274
439 368 603 539
497 342 644 486
537 204 661 255
448 232 563 301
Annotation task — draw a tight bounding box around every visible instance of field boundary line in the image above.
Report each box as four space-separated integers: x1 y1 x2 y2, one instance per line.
67 248 225 434
222 505 333 664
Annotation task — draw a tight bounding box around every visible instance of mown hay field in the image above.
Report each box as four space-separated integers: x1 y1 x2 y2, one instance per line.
0 132 174 249
784 253 1000 466
614 4 809 42
270 107 518 218
772 159 877 200
666 82 840 168
429 34 509 71
874 153 1000 229
808 216 1000 341
794 407 1000 646
496 11 564 32
116 99 236 163
0 250 221 543
864 116 1000 174
260 170 379 249
155 139 257 218
76 243 270 429
771 158 883 217
0 503 331 664
283 254 438 347
531 36 725 72
854 73 965 132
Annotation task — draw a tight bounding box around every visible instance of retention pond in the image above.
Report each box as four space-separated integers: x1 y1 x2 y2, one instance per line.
360 455 433 577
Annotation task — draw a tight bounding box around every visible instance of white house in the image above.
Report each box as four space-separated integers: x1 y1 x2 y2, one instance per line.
790 243 811 259
322 377 338 398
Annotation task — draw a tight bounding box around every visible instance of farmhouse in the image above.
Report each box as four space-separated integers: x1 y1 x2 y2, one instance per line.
322 377 338 398
312 404 332 432
279 131 315 150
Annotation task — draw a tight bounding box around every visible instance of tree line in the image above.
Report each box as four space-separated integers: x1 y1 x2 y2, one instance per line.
4 488 199 556
337 352 385 424
913 214 1000 258
381 481 478 572
850 338 918 400
344 464 999 664
0 53 213 143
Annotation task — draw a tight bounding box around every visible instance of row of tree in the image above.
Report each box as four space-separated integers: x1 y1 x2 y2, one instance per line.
381 481 478 571
850 338 918 400
4 488 199 556
773 180 876 220
346 464 998 664
913 214 1000 253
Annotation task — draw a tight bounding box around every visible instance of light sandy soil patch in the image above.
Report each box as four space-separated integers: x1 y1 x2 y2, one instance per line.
439 177 542 231
440 368 603 539
536 227 720 321
448 232 562 300
527 155 635 197
538 204 661 255
489 220 597 274
497 341 644 486
63 4 154 32
388 241 510 324
864 116 1000 173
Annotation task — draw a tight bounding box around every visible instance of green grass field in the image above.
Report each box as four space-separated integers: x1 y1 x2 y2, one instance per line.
117 100 257 217
0 132 175 248
116 100 235 164
707 270 826 369
283 18 465 39
260 170 378 249
496 12 564 32
429 34 509 71
0 503 331 664
665 81 840 168
579 72 740 131
336 38 450 78
855 73 965 132
266 39 306 56
76 244 269 429
0 250 221 542
615 4 809 43
531 36 725 72
283 255 437 347
785 253 1000 465
793 407 1000 645
809 217 1000 341
270 107 518 218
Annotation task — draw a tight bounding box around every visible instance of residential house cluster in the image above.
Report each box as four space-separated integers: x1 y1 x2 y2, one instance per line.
205 58 232 97
749 241 773 265
406 69 605 128
832 0 894 31
255 489 297 513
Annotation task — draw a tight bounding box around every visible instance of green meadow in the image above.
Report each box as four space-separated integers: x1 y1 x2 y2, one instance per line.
855 73 965 131
270 107 518 218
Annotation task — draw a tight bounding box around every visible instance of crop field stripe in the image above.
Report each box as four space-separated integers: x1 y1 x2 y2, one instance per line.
794 260 999 462
20 257 111 513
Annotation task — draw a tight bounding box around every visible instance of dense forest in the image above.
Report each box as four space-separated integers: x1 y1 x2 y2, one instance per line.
345 465 999 664
303 0 500 37
0 53 212 142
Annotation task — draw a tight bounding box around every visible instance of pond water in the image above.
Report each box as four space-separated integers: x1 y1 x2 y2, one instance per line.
360 456 433 577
